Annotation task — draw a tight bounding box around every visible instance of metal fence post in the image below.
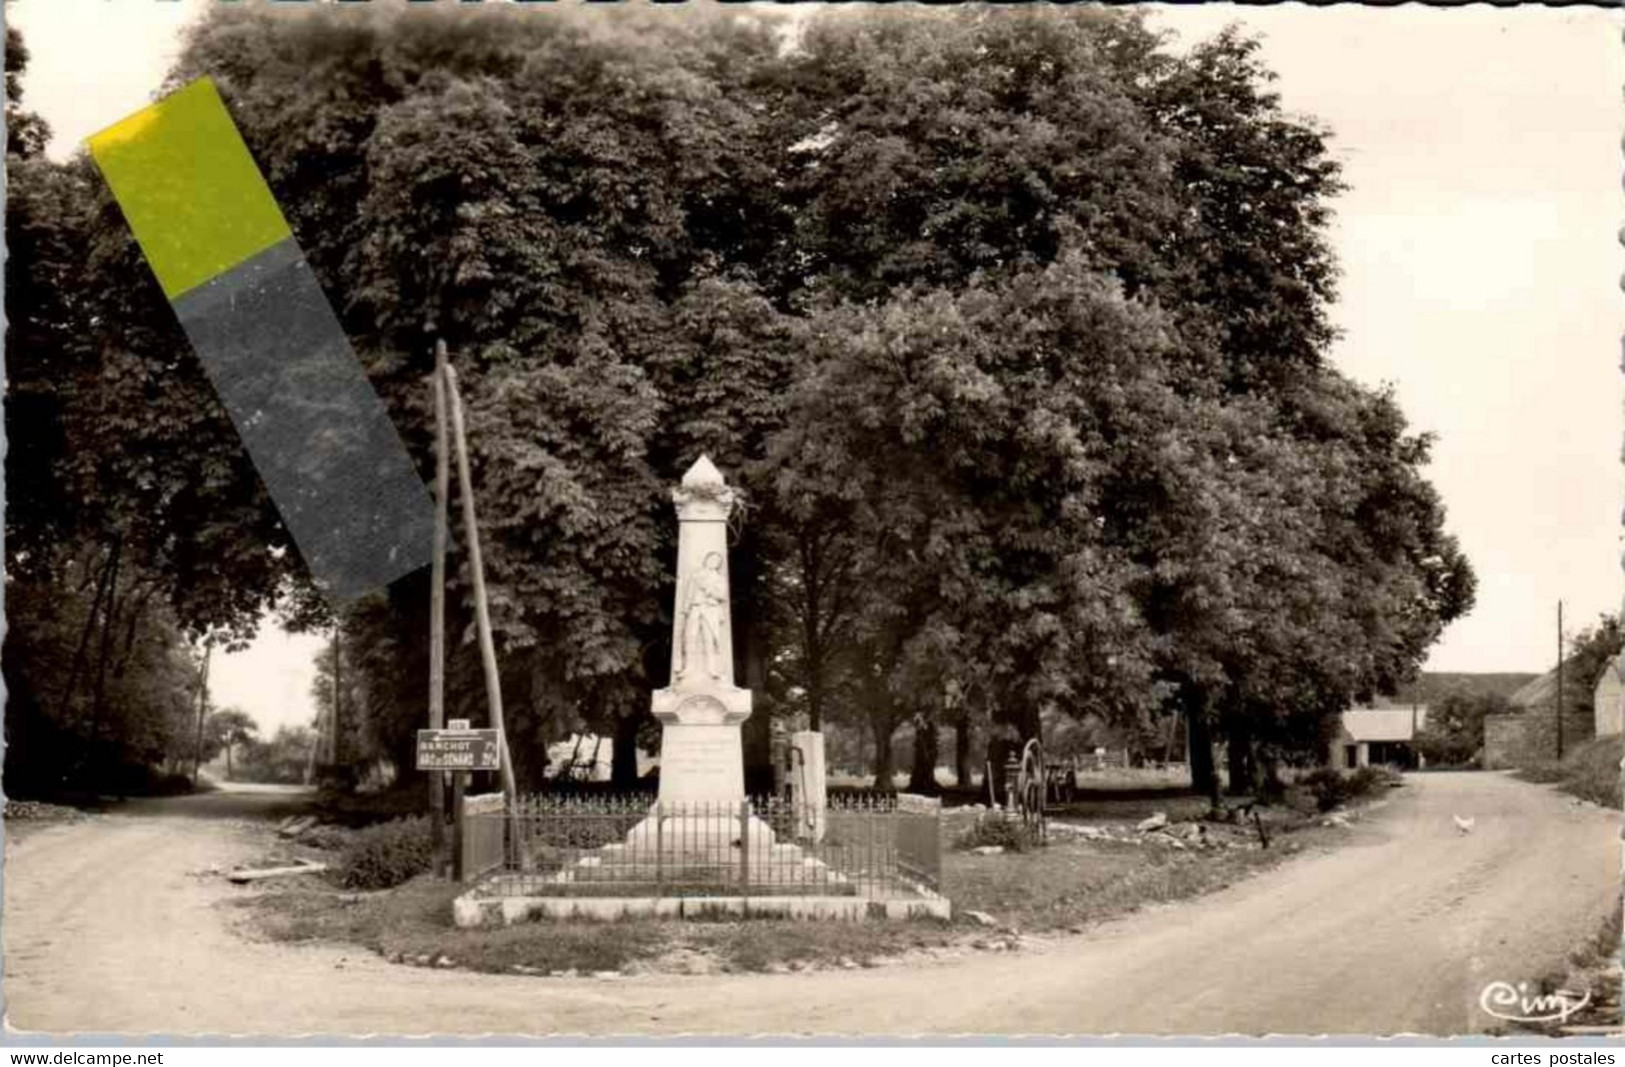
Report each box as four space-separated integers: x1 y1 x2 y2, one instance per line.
655 802 664 891
739 799 750 890
451 771 466 882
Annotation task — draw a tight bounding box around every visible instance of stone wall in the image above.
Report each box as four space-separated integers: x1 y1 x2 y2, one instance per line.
1483 710 1596 769
1522 708 1596 762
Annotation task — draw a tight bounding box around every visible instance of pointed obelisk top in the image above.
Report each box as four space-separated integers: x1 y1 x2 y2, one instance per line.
673 455 734 522
681 455 725 489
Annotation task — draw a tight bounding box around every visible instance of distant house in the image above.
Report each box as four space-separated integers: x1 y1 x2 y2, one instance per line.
1594 652 1625 738
1330 707 1428 770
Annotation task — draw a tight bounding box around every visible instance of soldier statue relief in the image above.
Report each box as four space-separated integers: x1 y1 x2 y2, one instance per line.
676 551 728 683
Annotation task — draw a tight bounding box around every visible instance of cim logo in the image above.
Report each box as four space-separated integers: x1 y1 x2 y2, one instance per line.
1479 980 1592 1025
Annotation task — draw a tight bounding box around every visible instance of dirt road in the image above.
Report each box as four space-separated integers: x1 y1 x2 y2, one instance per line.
4 773 1617 1037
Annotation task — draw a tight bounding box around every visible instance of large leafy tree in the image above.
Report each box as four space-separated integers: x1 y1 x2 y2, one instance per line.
156 4 804 788
767 256 1174 785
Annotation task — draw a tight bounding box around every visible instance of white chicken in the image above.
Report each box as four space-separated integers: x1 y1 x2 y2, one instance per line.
1452 814 1475 834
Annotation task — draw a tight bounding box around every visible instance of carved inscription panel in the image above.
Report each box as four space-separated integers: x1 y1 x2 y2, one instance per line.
658 724 744 803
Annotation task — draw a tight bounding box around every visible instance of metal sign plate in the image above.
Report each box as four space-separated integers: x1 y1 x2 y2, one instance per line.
416 728 500 771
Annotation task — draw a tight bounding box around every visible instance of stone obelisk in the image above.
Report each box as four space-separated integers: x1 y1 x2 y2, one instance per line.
602 457 831 882
648 455 753 808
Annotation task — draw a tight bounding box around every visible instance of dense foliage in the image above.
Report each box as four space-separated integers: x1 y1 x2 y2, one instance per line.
1413 689 1514 768
4 6 1474 803
3 31 230 796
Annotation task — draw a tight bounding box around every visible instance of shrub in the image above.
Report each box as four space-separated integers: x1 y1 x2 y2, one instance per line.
1298 766 1400 812
1415 727 1477 768
336 815 435 889
954 812 1040 852
299 824 356 852
1299 768 1348 812
1346 765 1398 797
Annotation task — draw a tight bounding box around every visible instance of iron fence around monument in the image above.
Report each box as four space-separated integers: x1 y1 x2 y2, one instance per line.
463 793 942 900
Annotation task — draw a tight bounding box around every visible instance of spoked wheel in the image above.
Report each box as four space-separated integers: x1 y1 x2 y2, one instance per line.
1016 738 1047 843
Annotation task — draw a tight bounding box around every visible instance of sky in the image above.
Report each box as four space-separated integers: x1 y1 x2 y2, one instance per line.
8 1 1621 731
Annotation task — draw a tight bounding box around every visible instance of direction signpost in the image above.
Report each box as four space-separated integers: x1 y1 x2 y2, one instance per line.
417 726 500 772
417 722 498 880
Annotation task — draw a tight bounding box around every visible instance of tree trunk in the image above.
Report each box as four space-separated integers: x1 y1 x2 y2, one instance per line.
1012 699 1041 745
57 544 118 724
87 536 123 746
954 713 972 790
908 715 940 795
332 625 343 768
225 742 233 781
611 710 644 789
800 529 824 734
806 670 823 733
192 646 211 784
112 581 157 679
1225 720 1250 797
870 713 897 788
1260 751 1285 803
731 532 774 796
1185 689 1219 809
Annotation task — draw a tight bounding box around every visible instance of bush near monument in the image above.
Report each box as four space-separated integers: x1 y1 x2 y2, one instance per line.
952 811 1053 853
337 816 436 890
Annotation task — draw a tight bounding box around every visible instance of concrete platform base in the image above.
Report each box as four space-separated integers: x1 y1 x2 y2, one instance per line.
452 888 951 927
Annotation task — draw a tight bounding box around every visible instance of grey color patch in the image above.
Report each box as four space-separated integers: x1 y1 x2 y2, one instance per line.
173 237 434 602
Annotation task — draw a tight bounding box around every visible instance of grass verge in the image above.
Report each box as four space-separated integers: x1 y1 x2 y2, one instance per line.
1516 735 1622 809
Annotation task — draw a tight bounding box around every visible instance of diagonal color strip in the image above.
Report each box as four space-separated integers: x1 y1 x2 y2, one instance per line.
88 80 434 602
87 79 292 300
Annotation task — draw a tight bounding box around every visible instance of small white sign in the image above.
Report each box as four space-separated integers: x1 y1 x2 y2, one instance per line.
447 718 471 731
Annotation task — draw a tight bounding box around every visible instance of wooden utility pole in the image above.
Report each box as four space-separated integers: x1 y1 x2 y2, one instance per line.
444 363 519 808
303 706 321 785
191 644 212 785
332 624 343 767
1556 599 1565 761
429 341 450 868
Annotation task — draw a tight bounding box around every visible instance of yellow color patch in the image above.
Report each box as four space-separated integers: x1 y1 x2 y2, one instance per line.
88 78 292 300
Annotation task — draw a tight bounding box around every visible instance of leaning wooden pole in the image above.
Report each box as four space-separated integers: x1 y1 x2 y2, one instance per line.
428 341 450 869
443 363 518 808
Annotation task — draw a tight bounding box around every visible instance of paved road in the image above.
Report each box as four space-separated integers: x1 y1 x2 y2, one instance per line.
4 773 1616 1037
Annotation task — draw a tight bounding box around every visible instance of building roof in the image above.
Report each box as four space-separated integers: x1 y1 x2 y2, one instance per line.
1509 657 1607 710
1508 671 1552 709
1341 707 1427 743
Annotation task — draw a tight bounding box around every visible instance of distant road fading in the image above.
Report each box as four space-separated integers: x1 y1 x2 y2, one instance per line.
4 773 1616 1037
118 780 318 821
